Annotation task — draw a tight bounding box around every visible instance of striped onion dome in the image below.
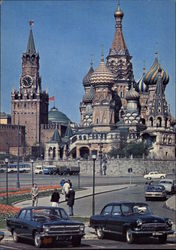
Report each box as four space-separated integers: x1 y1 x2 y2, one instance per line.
136 73 148 93
143 57 169 86
83 85 95 102
83 63 94 86
126 86 139 100
90 55 115 85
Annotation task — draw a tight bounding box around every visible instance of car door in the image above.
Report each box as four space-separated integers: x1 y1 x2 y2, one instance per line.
107 205 122 234
100 205 113 231
15 209 27 236
22 209 33 239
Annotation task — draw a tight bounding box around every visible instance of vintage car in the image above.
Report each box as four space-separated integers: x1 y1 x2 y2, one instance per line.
6 206 85 248
89 202 174 244
159 179 176 194
145 184 167 201
144 171 166 180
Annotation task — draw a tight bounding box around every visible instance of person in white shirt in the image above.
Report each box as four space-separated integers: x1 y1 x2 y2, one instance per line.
62 180 70 201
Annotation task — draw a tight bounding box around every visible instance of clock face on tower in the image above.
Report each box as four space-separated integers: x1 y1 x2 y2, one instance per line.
21 75 33 88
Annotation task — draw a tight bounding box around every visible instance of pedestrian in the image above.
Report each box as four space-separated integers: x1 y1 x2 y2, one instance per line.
60 178 65 187
67 187 75 216
103 162 107 175
50 189 60 207
31 183 39 207
68 179 72 188
62 180 70 201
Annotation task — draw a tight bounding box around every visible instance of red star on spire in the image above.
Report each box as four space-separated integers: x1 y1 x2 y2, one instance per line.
29 20 34 28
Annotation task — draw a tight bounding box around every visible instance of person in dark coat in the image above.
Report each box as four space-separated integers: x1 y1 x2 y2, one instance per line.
50 189 60 207
67 187 75 216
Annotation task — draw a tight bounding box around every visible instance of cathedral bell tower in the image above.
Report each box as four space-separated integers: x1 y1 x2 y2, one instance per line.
106 3 134 118
11 21 49 148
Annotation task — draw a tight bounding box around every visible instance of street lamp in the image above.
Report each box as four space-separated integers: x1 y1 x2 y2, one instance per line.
99 142 103 176
77 159 80 189
92 150 97 216
16 114 20 189
5 158 8 204
31 159 34 186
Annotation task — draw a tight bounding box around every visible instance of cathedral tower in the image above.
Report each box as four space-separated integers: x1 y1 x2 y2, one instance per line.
90 53 115 132
11 21 49 148
106 3 134 118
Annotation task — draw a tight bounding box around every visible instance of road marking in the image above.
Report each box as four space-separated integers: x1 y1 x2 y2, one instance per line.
0 246 20 250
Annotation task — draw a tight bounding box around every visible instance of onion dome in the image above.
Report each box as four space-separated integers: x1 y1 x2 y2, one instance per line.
90 54 115 85
136 73 148 93
49 106 70 125
83 61 94 86
126 85 139 100
143 56 169 86
83 85 95 102
114 3 124 18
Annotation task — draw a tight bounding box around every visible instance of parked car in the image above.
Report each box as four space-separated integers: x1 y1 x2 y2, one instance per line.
43 165 57 175
159 179 176 194
6 206 85 248
144 171 166 180
89 202 174 244
34 165 43 174
0 231 4 241
145 184 167 201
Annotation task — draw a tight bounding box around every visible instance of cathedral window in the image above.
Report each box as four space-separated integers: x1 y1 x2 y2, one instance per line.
96 118 98 124
83 135 86 140
149 117 153 127
79 135 82 140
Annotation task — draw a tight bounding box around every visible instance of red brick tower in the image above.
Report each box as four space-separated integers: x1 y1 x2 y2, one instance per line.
11 21 48 148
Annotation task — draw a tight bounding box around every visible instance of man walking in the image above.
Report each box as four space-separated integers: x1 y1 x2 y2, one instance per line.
31 183 39 207
67 187 75 216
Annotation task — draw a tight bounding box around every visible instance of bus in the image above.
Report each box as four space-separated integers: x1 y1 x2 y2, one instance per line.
0 163 31 173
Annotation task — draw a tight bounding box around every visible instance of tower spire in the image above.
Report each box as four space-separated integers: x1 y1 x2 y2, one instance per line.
26 20 36 55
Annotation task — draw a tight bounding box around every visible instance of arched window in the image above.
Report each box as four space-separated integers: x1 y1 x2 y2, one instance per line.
149 117 153 127
79 135 82 140
157 117 162 127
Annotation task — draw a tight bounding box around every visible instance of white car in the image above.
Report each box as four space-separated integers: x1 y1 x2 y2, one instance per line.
159 179 175 194
34 165 43 174
144 171 166 180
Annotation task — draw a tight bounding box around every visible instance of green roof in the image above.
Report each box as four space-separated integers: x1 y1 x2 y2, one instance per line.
48 106 71 125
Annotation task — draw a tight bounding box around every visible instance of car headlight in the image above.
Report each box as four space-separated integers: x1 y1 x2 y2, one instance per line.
80 225 85 232
166 219 173 226
43 225 50 232
136 219 142 227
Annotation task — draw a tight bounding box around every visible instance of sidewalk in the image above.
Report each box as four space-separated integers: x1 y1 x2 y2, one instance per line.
15 184 131 208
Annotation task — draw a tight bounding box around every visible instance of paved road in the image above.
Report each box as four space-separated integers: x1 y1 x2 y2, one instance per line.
0 172 175 189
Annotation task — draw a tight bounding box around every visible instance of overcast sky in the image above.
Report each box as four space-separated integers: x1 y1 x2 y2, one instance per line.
1 0 175 123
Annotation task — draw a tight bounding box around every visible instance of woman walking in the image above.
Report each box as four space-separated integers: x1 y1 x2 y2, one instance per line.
50 189 60 207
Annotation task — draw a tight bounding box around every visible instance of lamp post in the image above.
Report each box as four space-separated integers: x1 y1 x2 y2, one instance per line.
92 150 97 216
31 159 34 186
77 159 80 189
5 158 8 204
16 114 20 189
99 142 103 176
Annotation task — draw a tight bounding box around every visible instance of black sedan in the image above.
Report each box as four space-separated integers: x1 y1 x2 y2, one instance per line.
89 202 174 244
6 206 85 248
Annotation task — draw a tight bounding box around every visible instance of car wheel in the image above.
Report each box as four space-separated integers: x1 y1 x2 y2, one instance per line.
147 177 151 180
72 236 81 247
12 230 19 243
96 226 104 239
160 176 165 179
158 234 167 244
34 232 42 248
126 228 135 244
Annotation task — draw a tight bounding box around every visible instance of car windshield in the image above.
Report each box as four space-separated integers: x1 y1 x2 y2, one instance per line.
160 181 172 184
132 204 151 215
32 208 67 221
146 185 165 191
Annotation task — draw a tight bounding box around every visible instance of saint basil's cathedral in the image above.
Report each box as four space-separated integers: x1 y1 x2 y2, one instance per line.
0 3 175 160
